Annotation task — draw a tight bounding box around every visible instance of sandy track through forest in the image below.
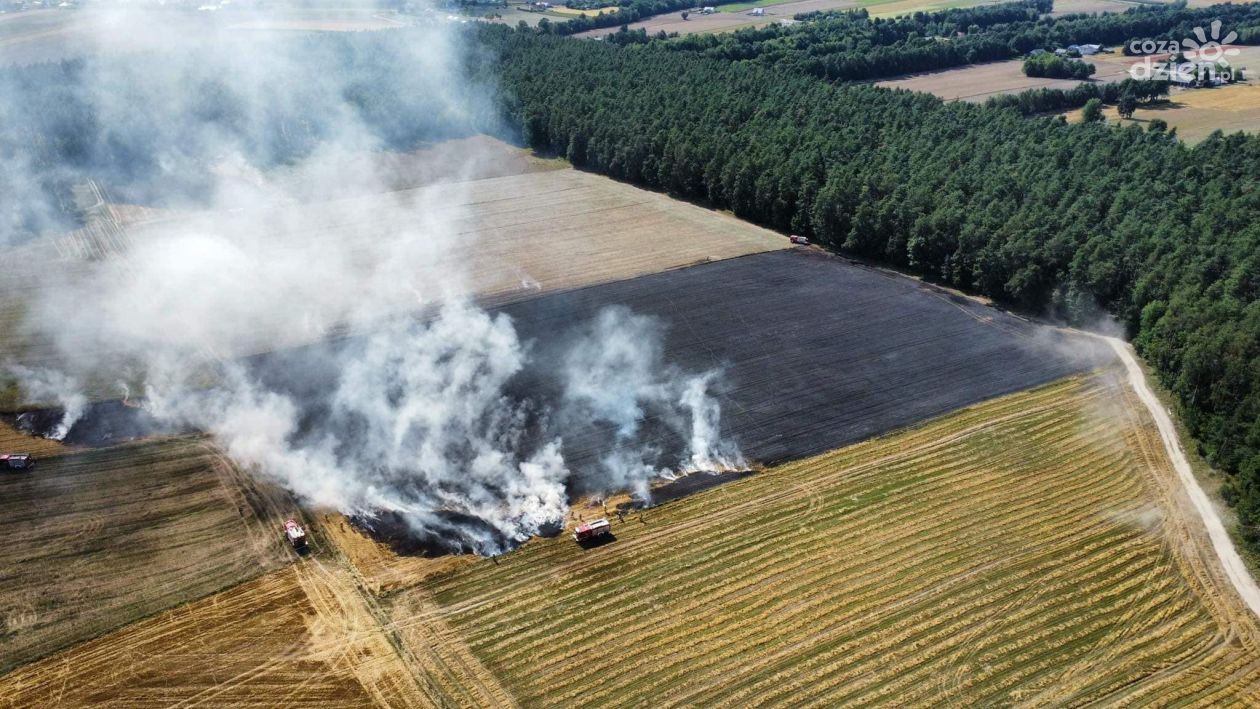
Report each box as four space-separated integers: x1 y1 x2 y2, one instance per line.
1105 336 1260 618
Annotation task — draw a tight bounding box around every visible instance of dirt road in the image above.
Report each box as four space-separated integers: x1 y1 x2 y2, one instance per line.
1106 336 1260 619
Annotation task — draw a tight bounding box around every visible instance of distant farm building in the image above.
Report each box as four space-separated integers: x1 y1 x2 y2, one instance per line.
1056 44 1102 57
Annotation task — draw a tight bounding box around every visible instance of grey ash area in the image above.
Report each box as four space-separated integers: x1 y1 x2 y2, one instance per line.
497 248 1114 465
13 248 1113 474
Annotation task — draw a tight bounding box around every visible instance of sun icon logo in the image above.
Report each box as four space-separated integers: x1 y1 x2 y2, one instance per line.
1183 20 1241 64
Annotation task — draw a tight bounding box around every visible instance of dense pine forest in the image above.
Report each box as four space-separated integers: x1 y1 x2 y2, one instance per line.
474 24 1260 551
2 2 1259 555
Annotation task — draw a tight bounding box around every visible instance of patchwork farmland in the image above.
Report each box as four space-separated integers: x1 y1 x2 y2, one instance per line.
0 439 291 673
573 0 1017 38
0 8 406 66
6 371 1258 705
395 376 1260 707
4 0 1260 702
1 140 1257 705
877 50 1146 102
574 0 856 38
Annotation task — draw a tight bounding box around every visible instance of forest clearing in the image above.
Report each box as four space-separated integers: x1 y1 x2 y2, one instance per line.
1065 76 1260 142
877 50 1146 102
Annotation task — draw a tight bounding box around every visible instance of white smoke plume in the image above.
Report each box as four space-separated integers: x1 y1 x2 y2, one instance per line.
561 307 746 500
126 301 738 553
0 4 742 554
6 366 86 441
679 372 746 473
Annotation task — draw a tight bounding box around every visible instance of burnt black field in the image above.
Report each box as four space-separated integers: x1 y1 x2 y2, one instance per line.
495 248 1113 466
21 248 1112 470
240 248 1111 502
7 247 1115 555
14 248 1113 524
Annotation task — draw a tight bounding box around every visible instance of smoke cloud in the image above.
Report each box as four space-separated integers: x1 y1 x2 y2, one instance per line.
1 4 742 554
5 366 86 441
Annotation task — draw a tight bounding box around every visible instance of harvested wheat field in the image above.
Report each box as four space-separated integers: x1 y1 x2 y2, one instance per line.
878 51 1145 102
0 561 430 709
573 0 1014 38
574 0 858 39
549 5 622 16
0 439 291 672
1048 0 1140 16
225 9 409 32
395 375 1260 707
318 511 476 595
0 164 785 370
862 0 1005 17
0 420 66 458
241 248 1108 489
1065 71 1260 143
0 8 407 66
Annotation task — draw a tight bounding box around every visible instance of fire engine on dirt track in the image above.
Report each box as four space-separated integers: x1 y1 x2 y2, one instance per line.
573 518 612 543
0 453 35 471
284 519 308 550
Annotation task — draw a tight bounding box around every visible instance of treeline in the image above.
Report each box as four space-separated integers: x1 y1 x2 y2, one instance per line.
476 25 1260 552
662 1 1045 78
1023 52 1095 78
653 1 1260 82
985 77 1168 114
536 0 729 35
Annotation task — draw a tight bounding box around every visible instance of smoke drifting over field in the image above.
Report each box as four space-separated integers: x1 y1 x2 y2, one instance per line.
1 5 741 554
